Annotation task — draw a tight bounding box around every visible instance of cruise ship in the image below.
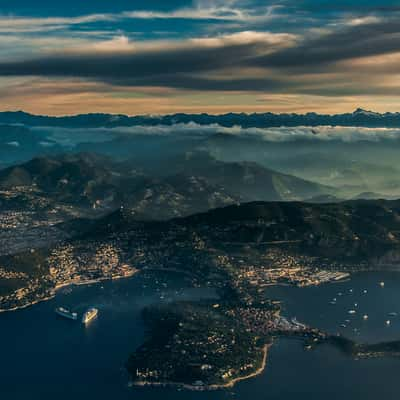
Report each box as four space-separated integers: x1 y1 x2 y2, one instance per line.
55 307 78 321
82 308 98 324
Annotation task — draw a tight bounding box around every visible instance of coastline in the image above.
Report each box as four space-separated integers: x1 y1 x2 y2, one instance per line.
0 269 139 314
2 268 397 315
0 293 55 314
131 344 270 391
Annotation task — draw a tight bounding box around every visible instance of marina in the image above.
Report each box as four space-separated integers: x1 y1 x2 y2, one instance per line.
267 271 400 343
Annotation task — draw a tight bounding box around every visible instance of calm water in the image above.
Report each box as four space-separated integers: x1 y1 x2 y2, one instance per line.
266 271 400 343
1 271 400 399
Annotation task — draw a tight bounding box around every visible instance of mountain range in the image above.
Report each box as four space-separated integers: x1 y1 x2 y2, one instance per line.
1 108 400 129
0 152 335 220
1 109 399 202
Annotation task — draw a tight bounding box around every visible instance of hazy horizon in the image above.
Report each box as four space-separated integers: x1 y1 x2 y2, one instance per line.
0 107 397 118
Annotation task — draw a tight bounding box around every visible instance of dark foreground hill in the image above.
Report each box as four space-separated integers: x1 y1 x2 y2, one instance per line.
94 199 400 262
2 199 400 312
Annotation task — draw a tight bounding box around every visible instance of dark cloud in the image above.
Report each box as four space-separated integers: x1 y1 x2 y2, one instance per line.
0 41 260 79
0 18 400 97
254 20 400 70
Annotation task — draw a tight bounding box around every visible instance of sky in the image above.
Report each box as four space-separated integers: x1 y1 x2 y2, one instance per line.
0 0 400 115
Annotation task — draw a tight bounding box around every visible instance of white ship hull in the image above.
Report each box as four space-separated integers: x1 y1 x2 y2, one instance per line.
55 307 78 320
82 308 98 324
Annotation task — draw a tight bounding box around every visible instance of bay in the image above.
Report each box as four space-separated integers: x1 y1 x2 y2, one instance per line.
2 271 400 399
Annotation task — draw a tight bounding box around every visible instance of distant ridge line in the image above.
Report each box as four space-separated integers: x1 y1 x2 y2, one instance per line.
0 108 400 129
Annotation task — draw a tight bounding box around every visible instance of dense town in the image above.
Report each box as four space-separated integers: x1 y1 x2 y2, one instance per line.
0 208 359 313
0 238 137 311
0 186 91 256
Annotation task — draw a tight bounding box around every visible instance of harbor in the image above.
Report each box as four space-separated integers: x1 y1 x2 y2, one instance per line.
1 270 400 399
266 271 400 344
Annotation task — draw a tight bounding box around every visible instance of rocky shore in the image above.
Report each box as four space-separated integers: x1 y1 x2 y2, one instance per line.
131 344 270 391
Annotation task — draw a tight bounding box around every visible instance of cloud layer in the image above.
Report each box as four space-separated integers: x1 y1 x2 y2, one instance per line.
1 1 400 114
33 123 400 145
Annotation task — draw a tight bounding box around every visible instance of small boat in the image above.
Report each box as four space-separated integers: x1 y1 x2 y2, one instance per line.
354 303 358 307
389 312 398 317
386 320 391 326
363 315 368 320
340 324 347 328
380 282 385 288
348 310 356 314
363 290 368 294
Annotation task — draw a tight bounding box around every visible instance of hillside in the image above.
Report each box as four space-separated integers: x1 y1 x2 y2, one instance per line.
138 152 335 202
2 199 400 312
0 152 335 219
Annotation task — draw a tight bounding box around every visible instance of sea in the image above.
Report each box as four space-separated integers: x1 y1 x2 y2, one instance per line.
2 270 400 399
